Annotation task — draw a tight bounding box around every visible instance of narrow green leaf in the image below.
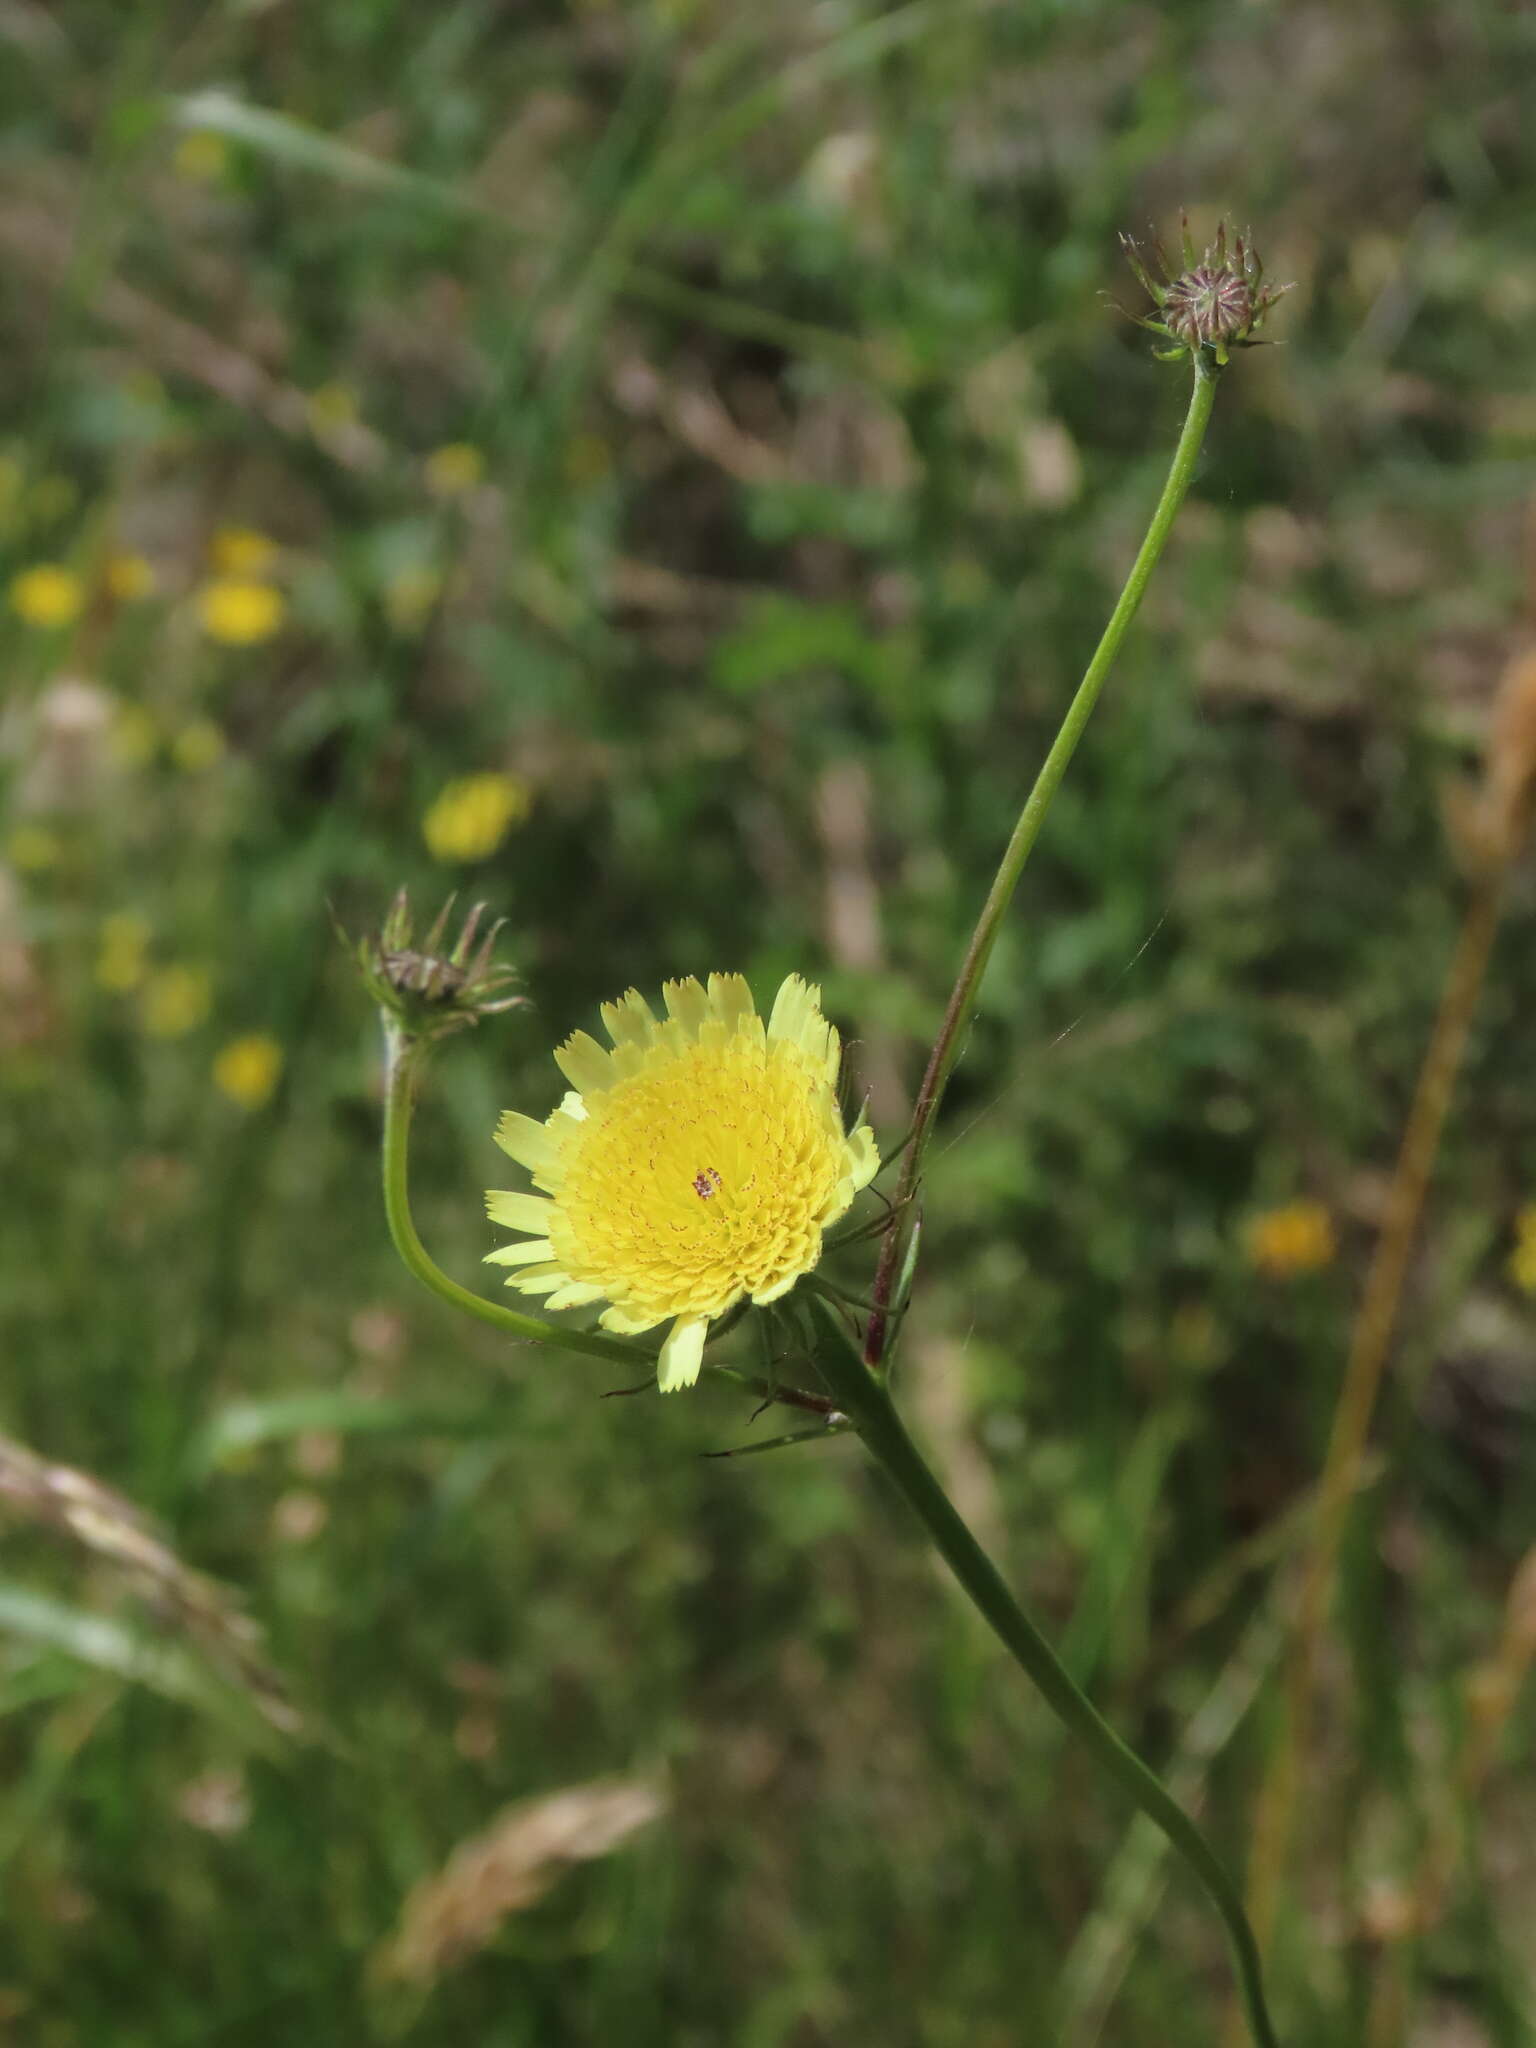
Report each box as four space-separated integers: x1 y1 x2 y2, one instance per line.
0 1584 281 1750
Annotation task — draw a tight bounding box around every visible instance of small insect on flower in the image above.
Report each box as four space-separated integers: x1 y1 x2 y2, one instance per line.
486 973 880 1392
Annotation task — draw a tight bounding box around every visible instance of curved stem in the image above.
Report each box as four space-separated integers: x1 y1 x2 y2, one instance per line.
807 1299 1279 2048
380 1022 652 1369
865 357 1221 1370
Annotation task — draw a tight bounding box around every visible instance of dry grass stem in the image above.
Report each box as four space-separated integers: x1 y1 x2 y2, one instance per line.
373 1774 666 1988
0 1432 301 1737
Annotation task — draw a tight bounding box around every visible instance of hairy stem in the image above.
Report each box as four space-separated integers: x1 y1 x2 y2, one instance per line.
807 1300 1279 2048
865 356 1221 1370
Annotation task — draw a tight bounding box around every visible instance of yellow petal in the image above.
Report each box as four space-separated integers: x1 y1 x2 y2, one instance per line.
546 1281 607 1310
661 977 710 1035
600 1304 664 1336
704 973 755 1034
847 1123 880 1191
554 1029 615 1096
508 1267 572 1294
657 1314 708 1392
483 1238 556 1266
485 1189 555 1232
600 988 659 1048
494 1111 559 1173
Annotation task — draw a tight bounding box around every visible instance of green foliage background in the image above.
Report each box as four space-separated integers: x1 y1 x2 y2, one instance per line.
2 2 1535 2041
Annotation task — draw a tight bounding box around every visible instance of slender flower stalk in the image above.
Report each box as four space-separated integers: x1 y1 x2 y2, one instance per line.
865 352 1220 1371
381 1022 653 1369
807 1300 1281 2048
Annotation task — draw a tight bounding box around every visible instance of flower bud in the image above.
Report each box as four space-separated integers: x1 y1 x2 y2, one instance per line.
344 889 523 1044
1120 215 1290 366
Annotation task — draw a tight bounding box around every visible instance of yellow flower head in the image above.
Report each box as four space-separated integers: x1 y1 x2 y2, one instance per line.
174 129 230 183
140 964 212 1039
198 578 286 646
305 382 360 434
1243 1199 1337 1280
1509 1204 1536 1296
210 527 279 579
486 974 880 1392
424 442 485 498
421 772 530 863
105 552 157 602
213 1034 283 1111
10 563 83 629
171 719 226 774
96 912 151 993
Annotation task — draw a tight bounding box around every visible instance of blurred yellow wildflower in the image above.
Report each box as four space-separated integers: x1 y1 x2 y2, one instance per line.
306 382 360 434
105 552 157 601
383 563 444 634
424 442 485 498
1508 1205 1536 1295
213 1034 284 1111
140 964 212 1039
422 773 530 863
110 704 160 768
1244 1199 1337 1280
172 720 226 774
487 974 880 1391
174 129 231 183
198 579 285 646
5 823 62 873
96 913 152 994
210 527 279 578
9 564 83 629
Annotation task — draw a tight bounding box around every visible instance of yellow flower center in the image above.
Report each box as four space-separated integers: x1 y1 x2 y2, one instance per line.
555 1035 843 1323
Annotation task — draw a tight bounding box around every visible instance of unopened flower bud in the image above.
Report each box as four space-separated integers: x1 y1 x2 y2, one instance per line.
1120 215 1290 367
344 889 523 1045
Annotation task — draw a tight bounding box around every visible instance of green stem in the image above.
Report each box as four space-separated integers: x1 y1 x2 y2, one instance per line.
380 1022 650 1370
807 1299 1279 2048
865 356 1221 1370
